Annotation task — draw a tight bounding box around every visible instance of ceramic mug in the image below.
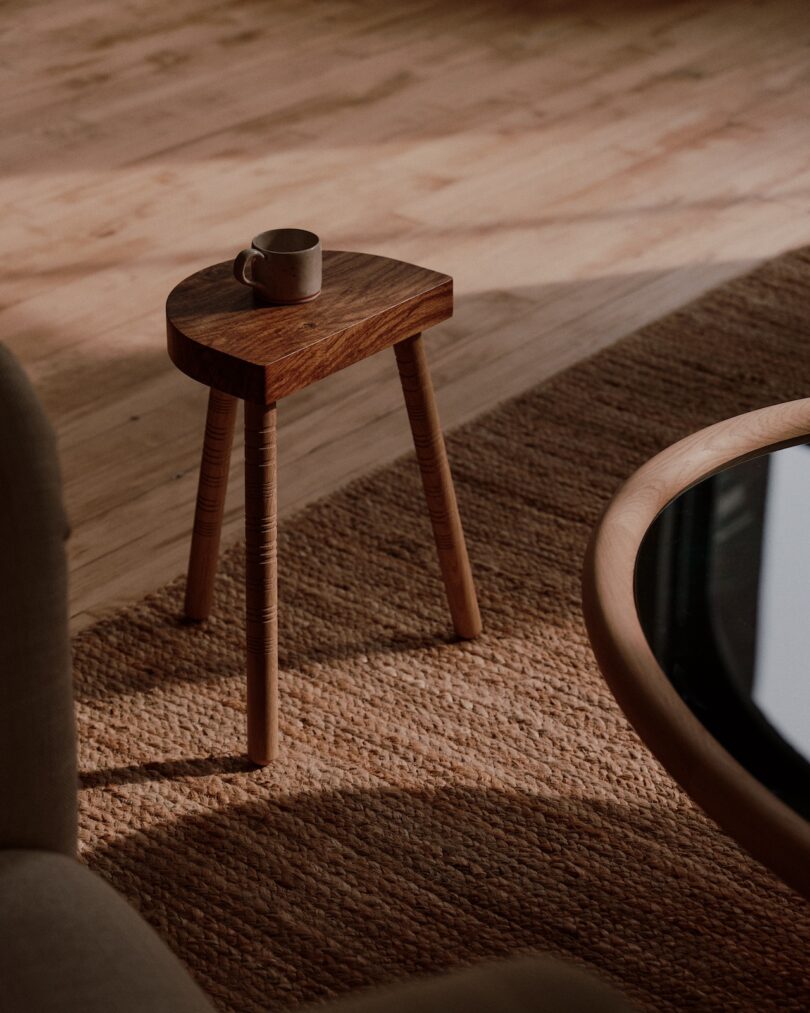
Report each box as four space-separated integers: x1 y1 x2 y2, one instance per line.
233 228 322 304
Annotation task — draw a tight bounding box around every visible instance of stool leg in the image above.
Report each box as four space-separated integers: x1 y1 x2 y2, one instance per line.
184 388 238 621
394 333 482 639
244 401 279 765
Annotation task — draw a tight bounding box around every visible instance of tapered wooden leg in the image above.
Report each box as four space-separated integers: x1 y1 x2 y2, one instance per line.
394 334 482 639
244 401 278 765
184 388 238 620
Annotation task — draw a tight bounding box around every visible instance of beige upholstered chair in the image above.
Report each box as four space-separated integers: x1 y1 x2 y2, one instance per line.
0 344 631 1012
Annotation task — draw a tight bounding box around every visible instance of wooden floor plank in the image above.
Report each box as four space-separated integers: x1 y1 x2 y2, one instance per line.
2 0 809 629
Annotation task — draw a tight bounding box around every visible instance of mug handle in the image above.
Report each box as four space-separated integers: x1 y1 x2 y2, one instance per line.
233 247 263 287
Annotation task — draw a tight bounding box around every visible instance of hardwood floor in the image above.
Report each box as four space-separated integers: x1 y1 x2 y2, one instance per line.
2 0 809 630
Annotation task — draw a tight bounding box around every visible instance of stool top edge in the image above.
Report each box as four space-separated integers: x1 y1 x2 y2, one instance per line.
166 250 453 402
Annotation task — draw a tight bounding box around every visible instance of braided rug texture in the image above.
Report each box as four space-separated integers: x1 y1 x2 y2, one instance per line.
74 249 810 1012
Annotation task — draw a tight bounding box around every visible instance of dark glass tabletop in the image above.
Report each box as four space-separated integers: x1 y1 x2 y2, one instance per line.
636 443 810 821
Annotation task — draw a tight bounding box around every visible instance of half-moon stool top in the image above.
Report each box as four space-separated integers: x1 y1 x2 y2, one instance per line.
166 250 453 403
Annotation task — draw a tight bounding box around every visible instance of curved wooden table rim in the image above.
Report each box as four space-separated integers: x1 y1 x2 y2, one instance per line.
582 397 810 901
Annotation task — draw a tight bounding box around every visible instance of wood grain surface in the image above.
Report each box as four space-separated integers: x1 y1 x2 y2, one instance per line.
167 252 452 402
184 388 238 620
244 401 279 765
3 1 810 628
394 334 481 639
582 398 810 900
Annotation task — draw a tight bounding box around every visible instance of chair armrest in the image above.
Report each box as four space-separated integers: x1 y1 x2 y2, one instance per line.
0 344 76 856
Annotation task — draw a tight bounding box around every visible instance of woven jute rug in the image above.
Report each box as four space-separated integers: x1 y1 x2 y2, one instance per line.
75 249 810 1012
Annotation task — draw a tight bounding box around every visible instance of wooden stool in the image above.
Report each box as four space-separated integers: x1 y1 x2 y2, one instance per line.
166 250 481 765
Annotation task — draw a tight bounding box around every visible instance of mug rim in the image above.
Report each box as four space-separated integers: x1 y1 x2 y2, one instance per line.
252 228 320 255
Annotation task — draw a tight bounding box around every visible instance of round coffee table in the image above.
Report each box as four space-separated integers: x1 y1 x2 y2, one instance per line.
583 399 810 899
